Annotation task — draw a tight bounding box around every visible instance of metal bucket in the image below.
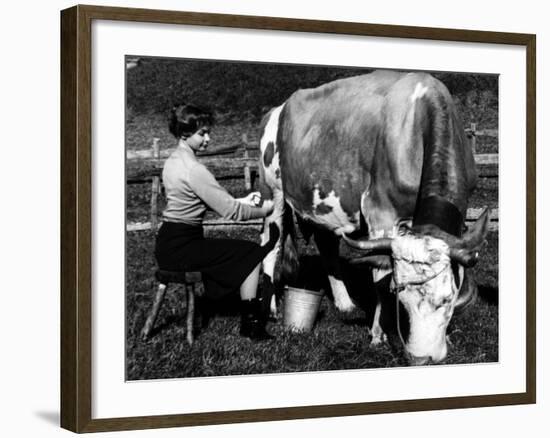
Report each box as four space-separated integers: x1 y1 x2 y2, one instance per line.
283 286 323 333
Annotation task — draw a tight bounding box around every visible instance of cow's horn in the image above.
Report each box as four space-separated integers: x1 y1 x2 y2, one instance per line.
341 234 393 252
449 207 490 267
449 247 479 267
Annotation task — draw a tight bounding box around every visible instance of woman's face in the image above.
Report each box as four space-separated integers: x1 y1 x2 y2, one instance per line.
185 127 211 151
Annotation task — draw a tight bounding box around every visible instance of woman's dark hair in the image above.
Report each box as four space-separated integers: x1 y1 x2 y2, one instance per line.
168 104 214 138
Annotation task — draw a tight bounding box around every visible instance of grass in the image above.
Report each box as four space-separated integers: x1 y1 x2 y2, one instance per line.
126 223 498 380
126 173 498 379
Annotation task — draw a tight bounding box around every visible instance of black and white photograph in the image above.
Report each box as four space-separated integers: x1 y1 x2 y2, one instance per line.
4 0 547 435
125 57 499 380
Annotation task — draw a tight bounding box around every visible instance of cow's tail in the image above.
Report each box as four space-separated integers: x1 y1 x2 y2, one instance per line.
280 203 300 285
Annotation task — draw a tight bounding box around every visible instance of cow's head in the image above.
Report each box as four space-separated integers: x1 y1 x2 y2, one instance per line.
343 208 490 365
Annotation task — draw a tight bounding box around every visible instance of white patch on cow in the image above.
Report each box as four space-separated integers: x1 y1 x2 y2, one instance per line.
327 275 356 313
310 189 358 235
260 104 285 190
410 82 429 102
259 105 287 318
265 149 281 189
260 183 285 319
261 188 285 267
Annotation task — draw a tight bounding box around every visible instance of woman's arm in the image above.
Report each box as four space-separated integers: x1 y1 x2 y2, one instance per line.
188 163 272 220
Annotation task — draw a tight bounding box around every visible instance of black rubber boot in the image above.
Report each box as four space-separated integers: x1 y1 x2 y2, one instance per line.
240 298 275 341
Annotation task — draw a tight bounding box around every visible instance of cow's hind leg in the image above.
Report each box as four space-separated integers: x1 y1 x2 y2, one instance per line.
313 230 356 313
258 104 293 318
260 188 285 318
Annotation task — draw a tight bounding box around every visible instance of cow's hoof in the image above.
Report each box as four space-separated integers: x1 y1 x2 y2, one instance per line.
334 297 356 313
370 332 387 347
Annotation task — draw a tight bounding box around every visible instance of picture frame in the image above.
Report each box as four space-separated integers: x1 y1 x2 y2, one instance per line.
60 4 536 433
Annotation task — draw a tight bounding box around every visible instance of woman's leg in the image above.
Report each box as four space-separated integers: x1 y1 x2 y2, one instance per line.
239 264 260 300
239 223 280 300
239 263 274 341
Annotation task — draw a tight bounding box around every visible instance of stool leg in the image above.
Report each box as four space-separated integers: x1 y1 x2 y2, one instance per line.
141 283 167 341
186 285 195 345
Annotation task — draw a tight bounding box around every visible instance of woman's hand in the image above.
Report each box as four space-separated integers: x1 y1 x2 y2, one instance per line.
237 191 274 216
238 191 262 207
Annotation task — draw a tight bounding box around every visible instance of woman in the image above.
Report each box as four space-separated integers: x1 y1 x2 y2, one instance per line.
155 103 279 341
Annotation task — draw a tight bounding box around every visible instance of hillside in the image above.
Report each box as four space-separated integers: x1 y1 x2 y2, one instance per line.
126 57 498 152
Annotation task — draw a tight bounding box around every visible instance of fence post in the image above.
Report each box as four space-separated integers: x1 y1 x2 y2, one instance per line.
150 138 160 231
470 122 477 155
242 133 251 191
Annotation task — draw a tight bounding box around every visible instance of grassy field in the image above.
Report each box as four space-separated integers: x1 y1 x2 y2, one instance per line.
126 60 499 379
126 226 498 380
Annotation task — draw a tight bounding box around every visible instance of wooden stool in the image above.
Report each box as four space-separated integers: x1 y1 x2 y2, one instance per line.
140 270 204 345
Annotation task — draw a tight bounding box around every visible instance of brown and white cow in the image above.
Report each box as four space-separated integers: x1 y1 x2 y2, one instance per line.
258 70 489 365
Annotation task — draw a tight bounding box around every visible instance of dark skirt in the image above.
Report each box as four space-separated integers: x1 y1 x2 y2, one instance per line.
155 221 270 300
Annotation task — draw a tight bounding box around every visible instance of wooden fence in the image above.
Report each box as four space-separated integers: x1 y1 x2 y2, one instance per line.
127 126 498 232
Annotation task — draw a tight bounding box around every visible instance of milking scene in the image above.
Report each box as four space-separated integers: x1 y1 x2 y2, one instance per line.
126 56 499 380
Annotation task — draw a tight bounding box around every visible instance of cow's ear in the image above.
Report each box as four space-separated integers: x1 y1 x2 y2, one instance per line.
461 207 490 250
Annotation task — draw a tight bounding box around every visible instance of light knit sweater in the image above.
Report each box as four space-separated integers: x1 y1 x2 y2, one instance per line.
162 144 267 225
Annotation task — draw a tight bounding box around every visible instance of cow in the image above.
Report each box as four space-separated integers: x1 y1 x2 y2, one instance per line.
257 70 490 366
